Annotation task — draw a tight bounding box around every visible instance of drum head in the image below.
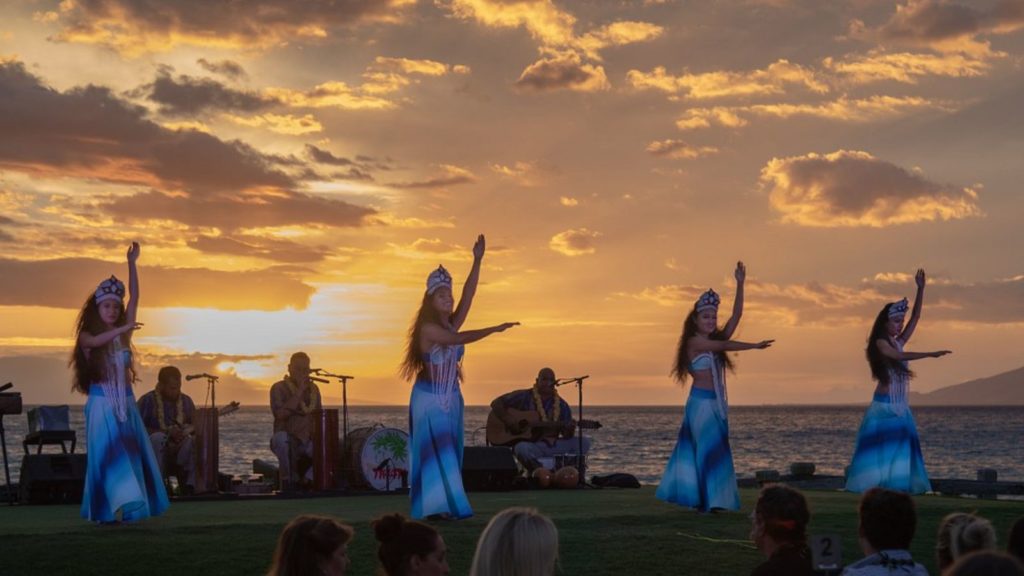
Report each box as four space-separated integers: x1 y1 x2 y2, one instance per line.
359 428 410 491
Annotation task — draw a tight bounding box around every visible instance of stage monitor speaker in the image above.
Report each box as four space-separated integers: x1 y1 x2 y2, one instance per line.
462 446 520 491
19 453 86 504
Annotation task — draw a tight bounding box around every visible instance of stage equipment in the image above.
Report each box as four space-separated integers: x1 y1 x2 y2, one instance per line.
461 446 519 491
344 425 409 492
1 382 22 504
19 453 86 504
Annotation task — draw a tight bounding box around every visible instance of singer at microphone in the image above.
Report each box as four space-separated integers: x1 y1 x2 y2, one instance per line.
269 351 323 492
184 372 218 381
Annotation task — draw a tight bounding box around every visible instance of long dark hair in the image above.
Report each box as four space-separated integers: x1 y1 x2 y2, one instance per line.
373 513 440 576
69 294 136 394
672 307 734 383
399 292 457 382
866 304 912 385
267 515 354 576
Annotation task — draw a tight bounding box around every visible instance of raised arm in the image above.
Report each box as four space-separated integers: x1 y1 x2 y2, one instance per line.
126 242 141 328
421 321 519 348
898 268 925 343
720 261 745 339
452 235 485 330
876 338 950 361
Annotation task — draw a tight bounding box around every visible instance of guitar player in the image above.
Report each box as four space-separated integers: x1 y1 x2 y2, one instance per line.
489 367 592 472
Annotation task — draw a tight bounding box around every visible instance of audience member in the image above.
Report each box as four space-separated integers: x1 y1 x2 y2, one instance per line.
1008 517 1024 565
936 513 997 572
750 485 814 576
267 515 354 576
841 488 928 575
945 551 1024 576
373 513 449 576
469 507 558 576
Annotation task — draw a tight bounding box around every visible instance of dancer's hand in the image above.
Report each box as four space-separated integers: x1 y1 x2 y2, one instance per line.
735 261 746 284
120 322 143 334
915 268 926 289
473 234 486 261
756 339 774 349
127 241 141 263
931 350 952 358
495 322 519 332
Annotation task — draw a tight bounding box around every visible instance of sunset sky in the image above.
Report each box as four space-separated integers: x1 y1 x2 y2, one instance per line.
1 0 1022 407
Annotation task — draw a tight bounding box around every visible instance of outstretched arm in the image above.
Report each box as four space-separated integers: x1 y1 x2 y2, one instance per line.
721 261 745 339
899 268 925 343
78 323 140 350
452 235 485 330
876 339 950 361
694 337 774 354
421 321 519 348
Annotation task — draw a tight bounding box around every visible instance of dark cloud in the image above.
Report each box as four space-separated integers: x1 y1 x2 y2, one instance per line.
389 166 476 189
305 145 379 181
305 144 355 167
49 0 410 53
874 0 1024 47
762 150 982 227
146 73 277 116
0 60 375 231
197 58 248 80
549 228 600 256
515 55 610 92
0 257 315 310
0 230 14 243
187 234 331 263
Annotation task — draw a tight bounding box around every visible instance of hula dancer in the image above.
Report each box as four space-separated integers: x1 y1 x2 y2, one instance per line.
657 261 774 512
400 234 518 520
845 269 951 494
73 242 168 522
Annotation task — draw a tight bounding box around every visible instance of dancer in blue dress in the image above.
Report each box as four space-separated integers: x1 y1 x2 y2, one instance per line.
400 234 518 520
846 269 951 494
72 242 168 523
658 261 774 512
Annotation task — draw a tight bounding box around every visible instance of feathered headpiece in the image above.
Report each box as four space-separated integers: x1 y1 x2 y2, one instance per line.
888 297 909 318
426 265 452 295
94 275 125 305
695 288 720 312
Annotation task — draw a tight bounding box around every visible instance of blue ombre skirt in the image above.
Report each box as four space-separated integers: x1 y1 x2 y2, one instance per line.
408 379 472 520
81 386 169 522
845 393 931 494
657 387 740 511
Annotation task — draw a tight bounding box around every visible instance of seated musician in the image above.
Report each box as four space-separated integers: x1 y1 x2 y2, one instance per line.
270 352 322 491
137 366 196 494
490 367 591 472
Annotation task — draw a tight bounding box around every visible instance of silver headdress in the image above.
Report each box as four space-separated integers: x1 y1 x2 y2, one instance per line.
94 276 125 305
888 297 909 318
426 265 452 295
695 288 720 312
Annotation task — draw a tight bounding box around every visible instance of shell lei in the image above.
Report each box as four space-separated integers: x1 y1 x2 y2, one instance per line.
428 344 460 413
102 338 130 423
154 391 184 431
888 338 910 415
710 356 729 421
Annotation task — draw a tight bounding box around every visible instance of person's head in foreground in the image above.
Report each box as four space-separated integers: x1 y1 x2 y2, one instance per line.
936 512 997 572
373 513 448 576
267 515 354 576
469 507 559 576
944 551 1024 576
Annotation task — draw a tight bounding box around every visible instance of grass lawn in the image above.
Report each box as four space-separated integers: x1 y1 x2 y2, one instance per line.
1 487 1023 575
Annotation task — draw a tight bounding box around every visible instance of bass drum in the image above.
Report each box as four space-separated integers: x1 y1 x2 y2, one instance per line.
344 425 409 492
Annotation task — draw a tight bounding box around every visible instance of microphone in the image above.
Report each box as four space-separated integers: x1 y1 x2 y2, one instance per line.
373 458 392 472
0 382 12 392
555 375 590 386
185 373 219 381
309 376 329 384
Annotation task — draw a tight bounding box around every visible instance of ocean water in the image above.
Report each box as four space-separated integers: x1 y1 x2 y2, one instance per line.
2 404 1023 486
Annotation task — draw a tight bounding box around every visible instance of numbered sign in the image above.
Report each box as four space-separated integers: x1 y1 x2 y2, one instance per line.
810 534 843 572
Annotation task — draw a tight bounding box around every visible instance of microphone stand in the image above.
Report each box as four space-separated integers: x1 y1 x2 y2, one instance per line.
559 375 590 487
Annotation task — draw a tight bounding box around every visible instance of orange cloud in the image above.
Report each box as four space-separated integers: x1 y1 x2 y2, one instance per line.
516 54 610 92
646 139 719 159
824 50 995 84
627 59 828 99
45 0 415 56
223 113 323 135
675 95 950 130
550 228 600 256
761 150 983 227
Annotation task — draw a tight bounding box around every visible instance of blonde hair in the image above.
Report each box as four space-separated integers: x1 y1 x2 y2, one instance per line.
469 508 558 576
937 512 997 571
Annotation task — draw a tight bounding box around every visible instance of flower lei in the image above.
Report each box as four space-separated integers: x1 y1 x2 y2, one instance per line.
154 389 184 432
287 376 316 414
531 386 559 422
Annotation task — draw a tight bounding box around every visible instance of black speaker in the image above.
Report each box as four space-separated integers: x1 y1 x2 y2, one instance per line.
19 454 86 504
462 446 520 491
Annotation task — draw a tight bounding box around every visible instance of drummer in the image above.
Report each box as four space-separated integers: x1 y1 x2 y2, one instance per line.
270 352 323 491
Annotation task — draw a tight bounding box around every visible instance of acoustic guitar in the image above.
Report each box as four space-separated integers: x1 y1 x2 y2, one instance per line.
486 407 602 447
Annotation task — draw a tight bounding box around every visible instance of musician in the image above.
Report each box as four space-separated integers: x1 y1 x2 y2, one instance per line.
270 352 323 490
489 367 591 472
137 366 196 494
